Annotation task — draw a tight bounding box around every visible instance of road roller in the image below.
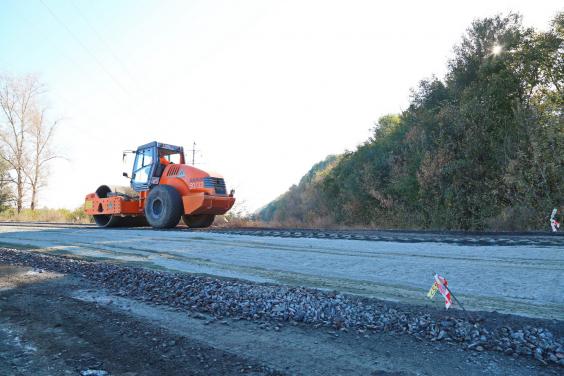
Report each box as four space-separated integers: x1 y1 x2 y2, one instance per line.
84 141 235 229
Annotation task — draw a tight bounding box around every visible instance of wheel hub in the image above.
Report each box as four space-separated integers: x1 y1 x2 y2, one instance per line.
152 199 163 217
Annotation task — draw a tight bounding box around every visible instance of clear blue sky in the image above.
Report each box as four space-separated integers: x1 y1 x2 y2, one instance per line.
0 0 561 212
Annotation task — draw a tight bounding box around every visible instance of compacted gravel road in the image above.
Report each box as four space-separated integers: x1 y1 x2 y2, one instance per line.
0 249 563 375
0 223 563 375
0 223 562 320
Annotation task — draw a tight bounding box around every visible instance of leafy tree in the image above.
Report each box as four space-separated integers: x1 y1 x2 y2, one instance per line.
260 13 563 230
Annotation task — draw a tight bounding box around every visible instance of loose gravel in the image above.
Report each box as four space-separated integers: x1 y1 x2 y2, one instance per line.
205 227 564 247
1 247 562 368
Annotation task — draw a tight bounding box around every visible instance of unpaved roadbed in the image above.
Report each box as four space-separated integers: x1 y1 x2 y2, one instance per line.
0 248 562 373
2 222 563 246
1 224 562 320
207 227 564 247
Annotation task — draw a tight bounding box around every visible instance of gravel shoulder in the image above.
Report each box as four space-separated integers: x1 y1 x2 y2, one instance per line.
0 248 563 375
0 265 277 376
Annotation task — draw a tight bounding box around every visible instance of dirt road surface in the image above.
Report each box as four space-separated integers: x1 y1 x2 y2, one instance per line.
0 224 563 375
0 263 560 376
0 223 562 320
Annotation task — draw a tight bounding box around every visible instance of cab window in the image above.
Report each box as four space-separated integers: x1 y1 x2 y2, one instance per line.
132 149 154 184
158 149 181 164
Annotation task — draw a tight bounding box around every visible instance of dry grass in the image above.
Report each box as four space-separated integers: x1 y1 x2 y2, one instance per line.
0 207 263 228
0 208 92 224
213 215 266 228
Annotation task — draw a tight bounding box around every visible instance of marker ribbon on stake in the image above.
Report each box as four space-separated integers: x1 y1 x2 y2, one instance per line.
433 273 452 309
427 272 467 312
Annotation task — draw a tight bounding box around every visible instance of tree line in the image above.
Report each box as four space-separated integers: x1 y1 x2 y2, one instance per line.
0 74 57 213
259 14 563 230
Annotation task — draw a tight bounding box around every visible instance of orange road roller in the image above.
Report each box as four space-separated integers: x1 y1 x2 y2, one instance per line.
84 141 235 229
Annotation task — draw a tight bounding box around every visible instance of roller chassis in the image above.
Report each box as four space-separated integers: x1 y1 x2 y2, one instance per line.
85 184 234 229
84 141 235 229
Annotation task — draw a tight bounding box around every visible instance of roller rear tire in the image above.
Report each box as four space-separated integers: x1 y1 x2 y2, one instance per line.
145 185 182 229
182 214 215 228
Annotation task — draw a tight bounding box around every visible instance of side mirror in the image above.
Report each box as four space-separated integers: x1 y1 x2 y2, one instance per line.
229 189 235 197
123 172 130 178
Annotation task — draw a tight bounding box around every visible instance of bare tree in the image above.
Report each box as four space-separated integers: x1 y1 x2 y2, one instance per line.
24 107 58 210
0 74 43 213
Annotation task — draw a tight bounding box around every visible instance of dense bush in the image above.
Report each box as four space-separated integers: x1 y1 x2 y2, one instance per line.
259 14 563 230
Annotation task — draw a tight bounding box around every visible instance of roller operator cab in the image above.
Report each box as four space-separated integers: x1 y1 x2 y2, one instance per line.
84 141 235 229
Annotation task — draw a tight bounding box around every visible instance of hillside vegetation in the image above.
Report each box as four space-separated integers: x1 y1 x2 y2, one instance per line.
259 14 563 230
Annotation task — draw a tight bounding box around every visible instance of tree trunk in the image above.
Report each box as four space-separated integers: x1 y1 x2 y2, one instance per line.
30 186 36 211
16 166 23 213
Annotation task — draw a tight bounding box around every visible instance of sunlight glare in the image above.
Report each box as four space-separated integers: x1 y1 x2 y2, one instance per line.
492 44 503 55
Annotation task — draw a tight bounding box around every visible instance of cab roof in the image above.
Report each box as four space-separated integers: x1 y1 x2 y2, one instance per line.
136 141 184 153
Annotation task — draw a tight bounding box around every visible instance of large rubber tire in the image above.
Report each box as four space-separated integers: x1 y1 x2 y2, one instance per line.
144 185 182 229
182 214 215 228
